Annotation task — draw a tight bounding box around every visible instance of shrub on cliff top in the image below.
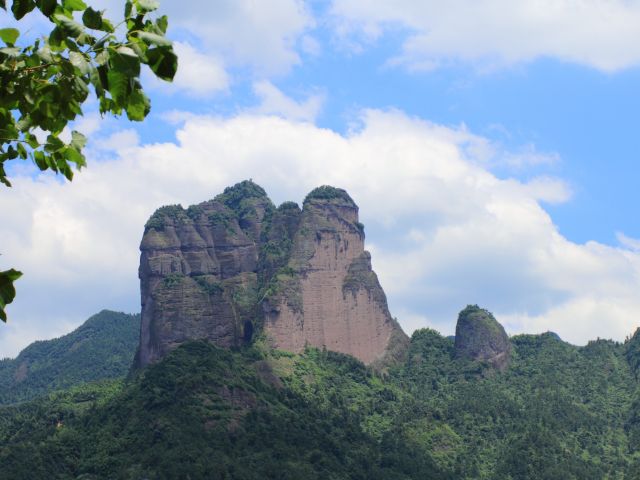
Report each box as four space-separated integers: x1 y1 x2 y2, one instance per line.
215 180 269 211
304 185 355 205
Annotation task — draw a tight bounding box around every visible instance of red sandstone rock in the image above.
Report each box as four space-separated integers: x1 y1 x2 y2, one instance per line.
136 182 408 368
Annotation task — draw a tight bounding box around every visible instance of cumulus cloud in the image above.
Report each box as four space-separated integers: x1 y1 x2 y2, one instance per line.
330 0 640 72
155 0 313 75
146 42 229 97
86 0 315 95
1 110 638 357
251 81 325 122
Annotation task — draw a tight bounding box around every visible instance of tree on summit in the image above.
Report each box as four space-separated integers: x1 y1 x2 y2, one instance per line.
0 0 177 321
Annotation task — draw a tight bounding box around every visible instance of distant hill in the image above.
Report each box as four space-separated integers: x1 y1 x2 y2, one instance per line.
0 310 139 404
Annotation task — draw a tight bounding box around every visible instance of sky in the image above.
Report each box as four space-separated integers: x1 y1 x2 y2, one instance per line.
2 0 640 358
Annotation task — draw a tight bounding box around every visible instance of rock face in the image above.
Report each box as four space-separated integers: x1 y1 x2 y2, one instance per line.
136 181 408 368
454 305 511 370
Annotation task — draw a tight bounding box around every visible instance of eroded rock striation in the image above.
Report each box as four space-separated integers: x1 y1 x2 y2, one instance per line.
136 181 408 367
454 305 511 370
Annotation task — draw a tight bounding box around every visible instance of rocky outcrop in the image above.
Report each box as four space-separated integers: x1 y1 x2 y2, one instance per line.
261 187 407 365
454 305 511 370
136 181 271 367
136 181 408 368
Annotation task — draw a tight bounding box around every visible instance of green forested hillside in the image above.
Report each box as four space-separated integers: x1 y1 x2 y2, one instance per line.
0 310 139 404
2 325 640 479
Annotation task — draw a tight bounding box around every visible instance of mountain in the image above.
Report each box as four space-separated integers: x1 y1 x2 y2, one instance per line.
2 308 640 479
0 310 139 404
3 181 640 478
136 181 407 368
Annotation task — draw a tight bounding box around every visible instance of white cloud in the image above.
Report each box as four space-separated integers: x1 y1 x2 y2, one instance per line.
617 232 640 252
150 42 229 97
88 0 314 93
163 0 313 75
251 81 325 122
330 0 640 72
1 109 638 357
94 129 141 152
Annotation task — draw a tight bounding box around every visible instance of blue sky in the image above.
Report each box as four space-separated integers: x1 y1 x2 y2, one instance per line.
2 0 640 357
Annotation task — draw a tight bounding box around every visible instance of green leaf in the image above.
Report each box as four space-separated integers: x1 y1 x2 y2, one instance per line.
137 31 171 47
0 268 22 322
36 0 56 16
146 47 177 82
94 49 108 65
69 51 89 74
81 6 102 29
129 39 146 60
48 25 65 47
45 134 65 152
0 167 11 187
16 142 27 159
0 28 19 45
125 88 149 121
100 18 114 33
64 145 85 167
0 0 6 10
24 132 39 148
11 0 36 20
109 45 140 77
33 149 46 169
156 15 168 34
70 130 86 149
54 13 84 38
62 0 86 11
106 69 129 104
134 0 158 13
16 116 31 131
0 46 20 56
88 66 103 97
38 45 53 62
124 0 132 18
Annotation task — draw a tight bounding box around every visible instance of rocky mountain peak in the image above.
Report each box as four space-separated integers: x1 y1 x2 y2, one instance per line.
454 304 511 370
135 181 408 368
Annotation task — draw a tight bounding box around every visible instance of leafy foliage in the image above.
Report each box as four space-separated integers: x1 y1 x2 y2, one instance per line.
0 0 177 321
0 0 176 187
0 268 21 322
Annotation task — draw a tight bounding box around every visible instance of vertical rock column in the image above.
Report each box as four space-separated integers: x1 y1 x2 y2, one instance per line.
263 187 408 365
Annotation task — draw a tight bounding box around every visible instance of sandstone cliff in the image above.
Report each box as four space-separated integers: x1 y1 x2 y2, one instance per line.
454 305 511 370
136 181 408 368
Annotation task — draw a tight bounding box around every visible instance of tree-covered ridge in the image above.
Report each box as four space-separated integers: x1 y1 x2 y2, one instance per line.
0 310 139 404
2 323 640 479
0 341 450 479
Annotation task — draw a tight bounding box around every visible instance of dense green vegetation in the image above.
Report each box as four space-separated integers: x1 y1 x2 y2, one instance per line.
304 185 355 205
2 323 640 479
0 310 139 404
0 341 450 479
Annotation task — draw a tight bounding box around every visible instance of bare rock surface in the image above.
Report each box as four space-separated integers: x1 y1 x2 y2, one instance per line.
136 182 408 367
454 305 512 370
